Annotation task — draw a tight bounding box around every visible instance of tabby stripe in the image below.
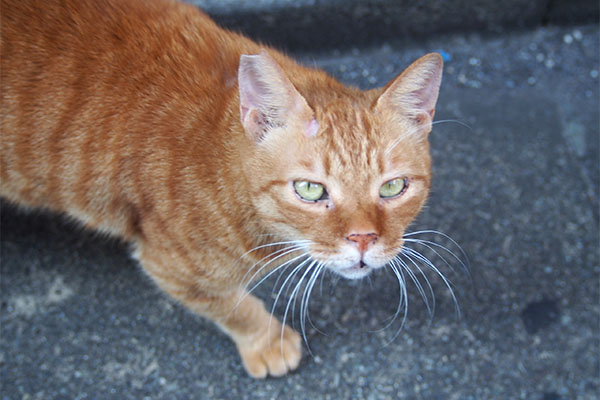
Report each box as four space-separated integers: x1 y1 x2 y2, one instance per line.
13 64 38 203
46 69 86 208
107 110 128 235
256 179 287 195
144 264 194 287
75 108 96 213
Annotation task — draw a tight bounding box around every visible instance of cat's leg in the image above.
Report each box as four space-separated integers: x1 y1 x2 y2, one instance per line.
210 290 302 378
134 245 302 378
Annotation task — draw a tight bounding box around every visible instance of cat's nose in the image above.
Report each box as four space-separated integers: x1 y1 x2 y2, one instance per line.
345 232 378 253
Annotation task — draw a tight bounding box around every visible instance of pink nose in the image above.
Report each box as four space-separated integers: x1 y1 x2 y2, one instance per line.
346 233 378 253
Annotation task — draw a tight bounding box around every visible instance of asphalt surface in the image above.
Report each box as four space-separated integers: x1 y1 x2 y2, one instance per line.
1 16 598 400
189 0 599 51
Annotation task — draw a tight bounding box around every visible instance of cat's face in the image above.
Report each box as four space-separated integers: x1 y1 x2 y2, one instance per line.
239 51 442 279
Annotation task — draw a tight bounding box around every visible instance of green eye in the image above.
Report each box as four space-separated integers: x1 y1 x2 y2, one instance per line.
294 181 326 201
380 178 406 198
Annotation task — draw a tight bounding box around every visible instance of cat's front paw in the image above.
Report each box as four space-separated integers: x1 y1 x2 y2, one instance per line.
236 323 302 378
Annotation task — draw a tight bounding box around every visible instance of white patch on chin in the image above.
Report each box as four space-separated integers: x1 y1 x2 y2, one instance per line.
324 244 388 280
335 261 373 280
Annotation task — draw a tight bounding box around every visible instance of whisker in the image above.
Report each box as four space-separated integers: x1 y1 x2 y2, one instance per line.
280 260 318 358
403 238 469 275
307 264 328 336
384 261 409 344
235 239 312 272
233 253 308 313
385 125 421 156
398 250 437 321
239 243 308 293
246 252 310 297
395 255 433 318
272 252 310 292
431 119 474 132
403 238 460 276
300 263 327 354
403 230 472 288
238 239 312 260
386 120 473 156
402 247 461 319
267 258 313 338
319 264 326 296
403 230 470 270
372 261 407 332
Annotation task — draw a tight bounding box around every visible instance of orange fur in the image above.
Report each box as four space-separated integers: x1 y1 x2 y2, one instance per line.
1 0 443 378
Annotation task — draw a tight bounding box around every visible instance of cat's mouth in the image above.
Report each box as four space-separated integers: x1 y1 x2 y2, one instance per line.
336 260 373 280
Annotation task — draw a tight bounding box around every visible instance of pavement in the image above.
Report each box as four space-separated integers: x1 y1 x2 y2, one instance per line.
1 3 598 400
190 0 599 51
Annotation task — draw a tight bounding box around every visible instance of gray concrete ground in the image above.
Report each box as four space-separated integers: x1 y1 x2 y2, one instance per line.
0 10 598 400
189 0 599 51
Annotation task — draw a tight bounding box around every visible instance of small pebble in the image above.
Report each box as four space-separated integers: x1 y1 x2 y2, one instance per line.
590 70 598 79
536 53 545 62
572 29 583 41
545 59 555 69
563 34 573 44
468 57 480 66
527 76 537 85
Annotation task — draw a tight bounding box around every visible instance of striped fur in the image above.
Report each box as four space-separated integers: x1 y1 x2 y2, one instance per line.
1 0 442 378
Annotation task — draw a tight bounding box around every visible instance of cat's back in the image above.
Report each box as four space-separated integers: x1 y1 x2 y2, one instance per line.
1 0 246 129
1 0 252 235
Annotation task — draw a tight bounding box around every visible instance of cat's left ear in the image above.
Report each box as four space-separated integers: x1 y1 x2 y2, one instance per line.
374 53 443 132
238 50 319 142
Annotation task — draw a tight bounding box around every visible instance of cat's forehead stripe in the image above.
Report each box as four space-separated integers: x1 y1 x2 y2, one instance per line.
322 151 332 176
319 109 379 174
299 159 314 171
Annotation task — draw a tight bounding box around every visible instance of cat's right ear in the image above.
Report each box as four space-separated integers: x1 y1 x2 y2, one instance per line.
374 53 443 134
238 50 318 142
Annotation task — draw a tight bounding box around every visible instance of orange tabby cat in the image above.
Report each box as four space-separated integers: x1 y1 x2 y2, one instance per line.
1 0 442 378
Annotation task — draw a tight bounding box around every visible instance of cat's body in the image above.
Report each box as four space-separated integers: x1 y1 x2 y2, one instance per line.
1 0 442 377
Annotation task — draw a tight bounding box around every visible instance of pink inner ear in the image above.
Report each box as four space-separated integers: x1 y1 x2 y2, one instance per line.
304 119 319 137
376 53 443 122
413 76 440 118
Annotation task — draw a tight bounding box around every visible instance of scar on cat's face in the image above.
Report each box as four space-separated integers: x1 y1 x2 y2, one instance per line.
238 51 441 279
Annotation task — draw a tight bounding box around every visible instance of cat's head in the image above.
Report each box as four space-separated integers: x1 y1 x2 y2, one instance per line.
238 50 442 279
